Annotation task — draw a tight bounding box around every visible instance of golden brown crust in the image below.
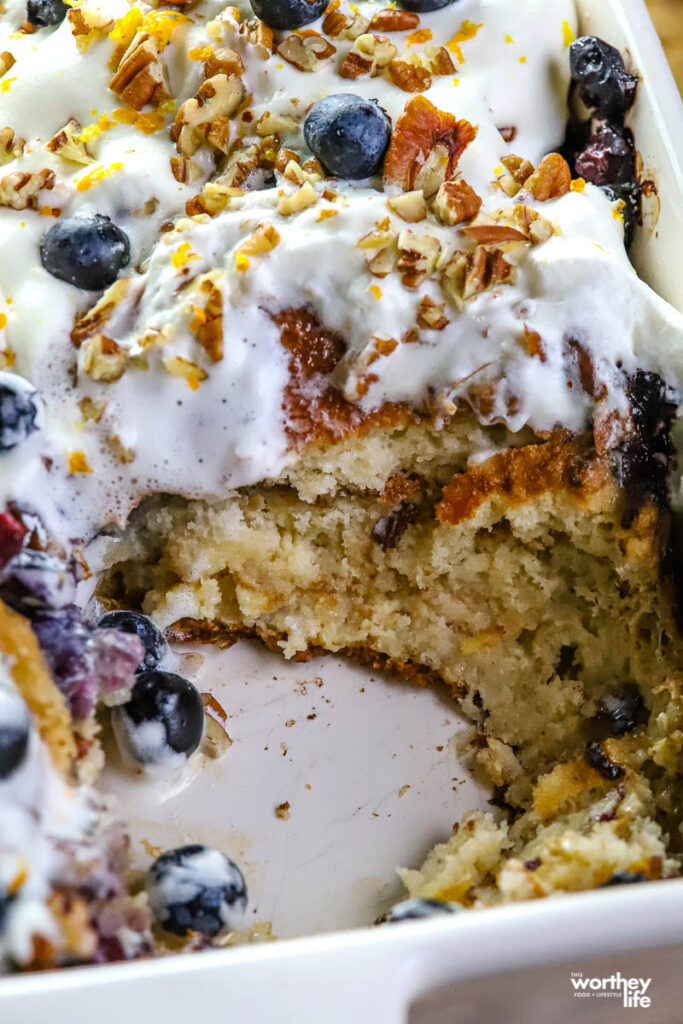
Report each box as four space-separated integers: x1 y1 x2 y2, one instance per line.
0 601 76 776
275 307 413 448
436 432 612 526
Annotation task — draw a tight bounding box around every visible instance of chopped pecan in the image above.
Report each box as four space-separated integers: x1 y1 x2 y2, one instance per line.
277 31 336 71
339 33 396 78
417 294 448 330
462 205 552 249
204 46 244 79
190 273 223 362
277 181 318 216
321 7 348 36
256 111 297 137
368 8 419 31
282 157 323 185
440 247 514 307
431 178 481 225
235 221 280 259
109 34 169 111
501 153 534 184
0 128 24 167
0 52 15 77
383 96 477 192
80 334 127 382
387 59 431 92
171 73 245 157
421 45 455 75
387 189 426 222
357 222 399 277
237 17 274 58
523 324 546 362
67 6 113 52
71 280 132 348
524 152 571 201
46 119 93 165
396 230 441 288
162 354 208 389
218 143 259 188
0 168 54 210
185 181 244 216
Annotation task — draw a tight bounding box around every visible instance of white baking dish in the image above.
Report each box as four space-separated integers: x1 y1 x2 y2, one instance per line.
2 0 682 1019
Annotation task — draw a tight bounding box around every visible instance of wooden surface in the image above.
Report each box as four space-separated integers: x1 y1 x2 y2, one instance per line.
646 0 683 91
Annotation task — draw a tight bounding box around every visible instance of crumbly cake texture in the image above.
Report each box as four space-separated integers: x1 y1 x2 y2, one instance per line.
2 0 683 946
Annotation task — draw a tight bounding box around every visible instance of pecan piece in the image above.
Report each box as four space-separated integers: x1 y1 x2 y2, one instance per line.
0 168 54 210
0 128 25 167
369 8 419 31
46 119 93 165
171 73 245 157
383 96 477 192
277 31 336 71
524 152 571 201
339 33 396 78
417 294 448 330
431 178 481 225
387 59 431 92
387 189 426 222
109 35 169 111
396 230 441 288
0 51 15 77
190 273 223 362
67 6 113 52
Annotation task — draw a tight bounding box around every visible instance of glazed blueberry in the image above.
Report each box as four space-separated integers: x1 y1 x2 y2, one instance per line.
112 670 204 766
596 688 645 737
248 0 327 29
0 687 30 780
600 871 648 887
26 0 68 26
379 898 460 923
600 183 640 247
569 36 638 117
0 374 40 453
0 550 75 617
98 610 167 672
574 119 635 187
584 740 625 781
40 214 130 291
399 0 455 11
147 844 247 937
303 95 391 179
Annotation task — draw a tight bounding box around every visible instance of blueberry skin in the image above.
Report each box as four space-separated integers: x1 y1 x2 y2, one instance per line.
600 872 648 887
147 844 247 938
0 374 39 453
0 550 75 618
113 670 204 765
303 95 391 180
26 0 68 26
40 214 130 291
249 0 327 30
0 688 30 780
98 610 167 672
399 0 456 11
380 898 460 923
569 36 638 118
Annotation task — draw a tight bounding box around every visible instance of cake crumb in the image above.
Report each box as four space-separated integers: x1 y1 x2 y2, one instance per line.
275 801 290 820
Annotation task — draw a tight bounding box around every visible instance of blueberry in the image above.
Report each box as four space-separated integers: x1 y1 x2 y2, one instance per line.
399 0 456 11
248 0 327 30
40 214 130 292
147 844 247 938
584 740 625 781
112 670 204 766
0 687 30 780
574 119 635 187
26 0 68 26
0 550 75 617
31 606 93 715
303 95 391 180
600 871 648 887
0 374 39 453
595 688 645 737
600 182 640 247
98 610 167 672
569 36 638 118
378 898 460 924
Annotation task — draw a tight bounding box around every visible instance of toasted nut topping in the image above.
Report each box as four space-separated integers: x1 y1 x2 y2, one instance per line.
237 17 274 58
110 34 169 111
71 280 132 348
357 222 399 277
321 7 348 36
339 33 396 78
0 168 54 210
523 324 546 361
185 181 244 216
501 153 534 184
0 128 24 167
417 294 449 330
219 143 260 188
396 230 441 288
204 46 244 79
387 59 431 92
0 52 15 78
462 204 553 249
67 6 113 52
46 119 94 166
235 221 280 258
386 189 426 222
383 96 477 192
80 334 128 382
277 181 318 216
256 111 297 137
190 272 224 362
277 31 336 71
368 8 419 31
431 178 482 225
524 152 571 201
440 246 514 307
171 73 245 157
